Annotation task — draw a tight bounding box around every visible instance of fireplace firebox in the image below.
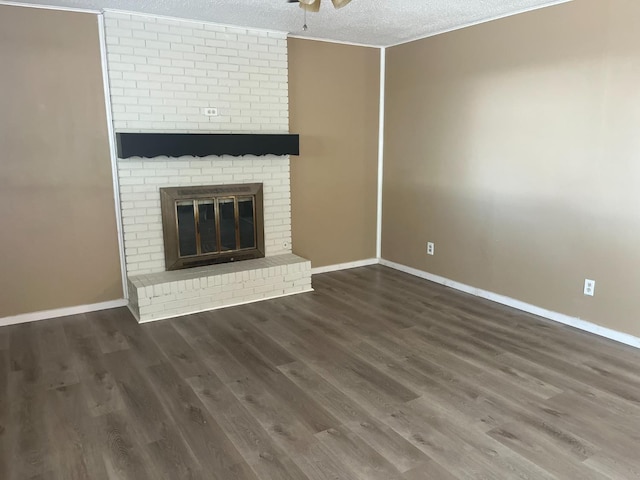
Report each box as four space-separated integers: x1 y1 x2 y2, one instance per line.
160 183 264 270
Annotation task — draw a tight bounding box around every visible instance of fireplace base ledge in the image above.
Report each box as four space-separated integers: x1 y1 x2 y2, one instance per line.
127 253 311 323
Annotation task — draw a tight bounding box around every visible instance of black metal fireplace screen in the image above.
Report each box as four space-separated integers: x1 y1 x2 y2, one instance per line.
160 183 264 270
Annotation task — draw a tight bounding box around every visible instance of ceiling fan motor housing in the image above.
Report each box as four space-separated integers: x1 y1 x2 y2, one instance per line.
294 0 352 12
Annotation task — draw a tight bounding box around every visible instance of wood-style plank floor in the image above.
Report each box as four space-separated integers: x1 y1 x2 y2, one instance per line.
2 265 640 479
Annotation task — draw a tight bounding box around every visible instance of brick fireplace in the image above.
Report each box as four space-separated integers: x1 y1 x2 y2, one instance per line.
104 11 311 322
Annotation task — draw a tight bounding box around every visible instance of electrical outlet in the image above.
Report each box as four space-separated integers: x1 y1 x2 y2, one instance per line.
584 279 595 296
203 107 218 117
427 242 435 256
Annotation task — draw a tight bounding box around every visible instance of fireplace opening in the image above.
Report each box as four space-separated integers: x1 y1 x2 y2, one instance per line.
160 183 265 270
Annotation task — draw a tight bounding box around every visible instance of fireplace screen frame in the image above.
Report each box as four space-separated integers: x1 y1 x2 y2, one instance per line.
160 183 265 271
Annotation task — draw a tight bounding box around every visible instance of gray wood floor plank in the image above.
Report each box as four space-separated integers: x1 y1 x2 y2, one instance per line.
91 309 132 354
315 425 404 480
583 451 640 479
188 373 312 480
6 373 52 480
487 422 611 480
145 321 209 379
210 308 297 366
277 360 373 425
270 311 420 404
281 441 363 480
98 410 161 480
9 324 41 385
145 361 254 478
255 316 408 417
104 308 165 368
44 384 107 480
172 315 251 383
102 350 174 444
406 396 564 480
344 418 431 474
378 400 500 479
278 363 430 475
1 265 640 478
0 330 9 351
63 328 125 417
203 315 343 434
402 460 459 480
145 435 205 480
35 322 78 390
225 369 323 453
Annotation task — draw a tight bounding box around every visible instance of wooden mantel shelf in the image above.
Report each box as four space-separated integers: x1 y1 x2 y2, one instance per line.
116 132 300 159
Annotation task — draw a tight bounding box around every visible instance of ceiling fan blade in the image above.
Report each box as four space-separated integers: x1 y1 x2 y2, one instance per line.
299 0 321 12
331 0 352 8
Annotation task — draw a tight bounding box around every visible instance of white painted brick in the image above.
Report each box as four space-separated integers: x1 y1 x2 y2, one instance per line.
117 155 291 276
104 11 287 133
107 12 294 281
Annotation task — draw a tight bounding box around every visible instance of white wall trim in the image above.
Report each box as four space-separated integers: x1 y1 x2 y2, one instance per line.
0 299 129 327
380 259 640 350
376 47 386 259
136 288 313 324
98 13 129 299
311 258 379 275
0 1 100 14
287 34 381 49
385 0 573 48
103 8 288 38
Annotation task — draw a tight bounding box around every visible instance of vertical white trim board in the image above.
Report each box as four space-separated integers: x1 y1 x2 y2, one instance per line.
98 13 129 300
0 299 129 328
311 258 379 275
379 258 640 350
376 47 386 259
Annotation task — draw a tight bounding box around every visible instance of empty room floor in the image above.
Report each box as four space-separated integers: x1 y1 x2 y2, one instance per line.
1 265 640 479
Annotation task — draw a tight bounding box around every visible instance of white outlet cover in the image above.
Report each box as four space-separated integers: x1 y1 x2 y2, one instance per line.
427 242 435 255
203 107 218 117
584 279 595 296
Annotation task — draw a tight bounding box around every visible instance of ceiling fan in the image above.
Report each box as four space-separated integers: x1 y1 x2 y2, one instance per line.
287 0 353 13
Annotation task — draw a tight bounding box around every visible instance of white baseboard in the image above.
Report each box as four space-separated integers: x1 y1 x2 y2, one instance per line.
380 259 640 350
137 288 314 323
311 258 379 275
0 298 129 328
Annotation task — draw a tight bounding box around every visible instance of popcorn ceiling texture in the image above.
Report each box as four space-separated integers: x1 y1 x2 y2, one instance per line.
21 0 569 47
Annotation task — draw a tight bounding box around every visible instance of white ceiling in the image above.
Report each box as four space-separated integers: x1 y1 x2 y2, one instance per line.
12 0 571 47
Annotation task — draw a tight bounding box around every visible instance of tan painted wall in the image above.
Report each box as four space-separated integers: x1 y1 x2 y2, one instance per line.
383 0 640 336
0 5 123 317
289 38 379 268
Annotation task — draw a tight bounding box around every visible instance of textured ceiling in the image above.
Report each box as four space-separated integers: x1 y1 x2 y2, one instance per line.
13 0 571 46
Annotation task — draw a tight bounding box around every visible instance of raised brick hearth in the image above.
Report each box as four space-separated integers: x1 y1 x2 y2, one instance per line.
128 254 310 322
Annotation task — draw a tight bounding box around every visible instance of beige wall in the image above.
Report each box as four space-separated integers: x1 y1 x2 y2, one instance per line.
383 0 640 336
289 38 379 268
0 5 123 317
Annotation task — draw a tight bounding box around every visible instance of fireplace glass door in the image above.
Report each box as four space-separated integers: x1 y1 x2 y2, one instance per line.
161 184 264 270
